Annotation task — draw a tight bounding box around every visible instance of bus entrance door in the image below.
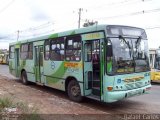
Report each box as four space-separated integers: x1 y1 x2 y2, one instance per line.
83 40 101 99
35 46 44 84
15 48 20 77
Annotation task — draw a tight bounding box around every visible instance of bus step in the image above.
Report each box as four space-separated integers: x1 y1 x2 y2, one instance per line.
92 80 100 81
92 87 100 96
86 94 100 101
36 82 44 86
92 81 100 88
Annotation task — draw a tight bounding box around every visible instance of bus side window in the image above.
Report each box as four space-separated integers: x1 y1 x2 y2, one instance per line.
9 46 15 59
50 38 64 61
84 43 92 62
44 40 50 60
65 35 81 61
20 44 28 60
107 40 113 73
28 43 33 59
107 44 113 57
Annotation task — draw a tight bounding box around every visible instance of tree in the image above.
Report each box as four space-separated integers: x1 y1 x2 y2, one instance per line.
83 20 98 27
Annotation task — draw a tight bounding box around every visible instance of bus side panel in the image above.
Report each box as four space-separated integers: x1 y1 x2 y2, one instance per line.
20 59 36 82
43 60 66 91
9 58 16 76
9 47 17 77
43 60 84 94
64 61 84 95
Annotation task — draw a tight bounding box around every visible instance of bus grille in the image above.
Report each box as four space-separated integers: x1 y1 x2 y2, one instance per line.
125 82 143 90
135 82 143 88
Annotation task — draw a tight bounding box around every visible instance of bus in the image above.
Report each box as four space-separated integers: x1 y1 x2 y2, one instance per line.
9 25 151 103
0 53 9 65
149 48 160 82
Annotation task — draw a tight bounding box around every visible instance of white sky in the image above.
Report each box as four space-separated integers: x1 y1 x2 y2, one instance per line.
0 0 160 49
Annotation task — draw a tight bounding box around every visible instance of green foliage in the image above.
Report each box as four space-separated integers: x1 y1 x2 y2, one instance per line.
0 97 42 120
0 97 13 111
83 20 98 27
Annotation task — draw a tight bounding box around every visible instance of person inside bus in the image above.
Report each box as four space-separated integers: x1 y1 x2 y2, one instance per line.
53 46 61 60
92 52 100 71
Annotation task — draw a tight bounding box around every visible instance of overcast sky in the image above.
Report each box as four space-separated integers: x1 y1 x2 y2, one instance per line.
0 0 160 49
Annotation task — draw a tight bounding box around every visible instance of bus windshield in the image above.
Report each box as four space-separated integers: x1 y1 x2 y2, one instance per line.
154 49 160 69
107 37 150 74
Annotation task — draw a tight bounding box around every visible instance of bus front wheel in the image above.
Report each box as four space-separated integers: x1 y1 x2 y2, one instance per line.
67 80 82 102
21 71 28 85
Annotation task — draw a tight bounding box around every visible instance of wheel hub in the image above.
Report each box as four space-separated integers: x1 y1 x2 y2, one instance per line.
71 86 80 97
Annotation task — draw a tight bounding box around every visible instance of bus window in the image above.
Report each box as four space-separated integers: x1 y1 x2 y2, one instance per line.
28 43 33 59
106 40 113 57
107 40 113 73
50 38 64 61
84 43 92 62
20 44 28 60
65 35 81 61
40 47 43 66
44 40 50 60
92 40 100 70
9 46 15 59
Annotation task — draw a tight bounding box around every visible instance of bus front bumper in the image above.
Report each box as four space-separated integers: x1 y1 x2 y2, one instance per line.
105 84 151 103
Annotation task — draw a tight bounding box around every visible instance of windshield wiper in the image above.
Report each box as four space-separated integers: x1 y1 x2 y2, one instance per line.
134 37 142 58
119 35 131 49
119 35 132 57
135 37 141 49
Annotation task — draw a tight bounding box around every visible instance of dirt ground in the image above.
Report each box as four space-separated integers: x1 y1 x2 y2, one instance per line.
0 75 108 115
0 65 160 119
1 75 124 119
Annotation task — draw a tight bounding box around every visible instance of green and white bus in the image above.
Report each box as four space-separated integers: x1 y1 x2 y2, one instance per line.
9 25 151 103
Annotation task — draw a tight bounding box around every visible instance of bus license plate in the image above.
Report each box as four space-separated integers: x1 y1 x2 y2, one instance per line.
127 90 142 97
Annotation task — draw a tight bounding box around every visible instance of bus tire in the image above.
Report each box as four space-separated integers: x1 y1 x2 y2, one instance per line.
67 80 83 102
21 71 28 85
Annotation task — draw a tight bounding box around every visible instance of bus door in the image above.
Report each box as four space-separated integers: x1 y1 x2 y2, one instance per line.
83 40 101 98
35 46 44 84
15 48 20 77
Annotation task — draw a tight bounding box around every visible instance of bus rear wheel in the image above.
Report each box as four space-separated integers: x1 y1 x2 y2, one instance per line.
67 80 82 102
21 71 28 85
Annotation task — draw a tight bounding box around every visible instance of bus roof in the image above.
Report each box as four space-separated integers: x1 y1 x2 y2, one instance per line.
9 24 145 45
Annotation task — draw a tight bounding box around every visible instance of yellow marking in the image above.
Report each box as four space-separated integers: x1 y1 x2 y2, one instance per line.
85 33 100 39
64 62 82 68
124 76 144 83
84 32 104 40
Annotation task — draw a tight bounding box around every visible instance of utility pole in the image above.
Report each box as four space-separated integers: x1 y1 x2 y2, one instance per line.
17 30 19 41
77 8 87 28
78 8 82 28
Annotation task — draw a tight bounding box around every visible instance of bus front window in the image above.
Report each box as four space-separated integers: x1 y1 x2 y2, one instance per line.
155 49 160 69
106 37 149 74
133 38 150 72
